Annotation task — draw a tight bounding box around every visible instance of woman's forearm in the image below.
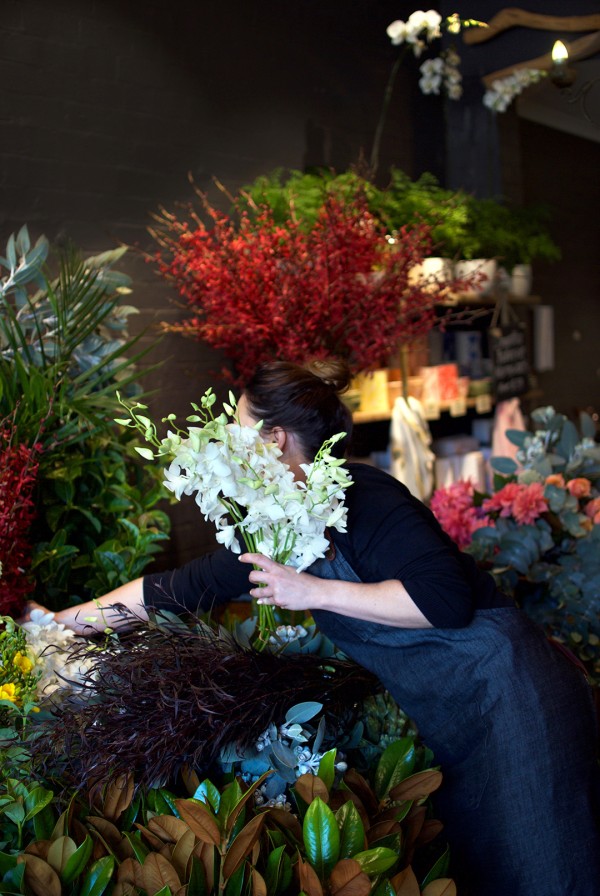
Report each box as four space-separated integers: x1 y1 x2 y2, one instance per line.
240 553 433 629
50 578 148 635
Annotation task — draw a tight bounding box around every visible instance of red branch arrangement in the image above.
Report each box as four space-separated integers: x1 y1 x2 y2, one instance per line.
0 426 41 616
152 195 450 383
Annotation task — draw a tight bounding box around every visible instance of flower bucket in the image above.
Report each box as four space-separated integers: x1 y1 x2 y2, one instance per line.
511 263 532 298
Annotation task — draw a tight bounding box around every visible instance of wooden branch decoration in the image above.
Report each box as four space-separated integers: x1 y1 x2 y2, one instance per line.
463 8 600 45
483 31 600 87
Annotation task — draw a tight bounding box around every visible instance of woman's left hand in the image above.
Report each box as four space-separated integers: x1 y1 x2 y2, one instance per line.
239 553 320 611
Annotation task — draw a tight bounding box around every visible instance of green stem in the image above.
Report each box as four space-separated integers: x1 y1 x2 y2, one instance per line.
369 48 406 179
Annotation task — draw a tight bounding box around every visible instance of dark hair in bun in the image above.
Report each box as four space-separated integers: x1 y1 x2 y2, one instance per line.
243 359 353 459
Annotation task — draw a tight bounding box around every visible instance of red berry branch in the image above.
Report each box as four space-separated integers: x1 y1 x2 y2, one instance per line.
152 195 452 383
0 426 41 616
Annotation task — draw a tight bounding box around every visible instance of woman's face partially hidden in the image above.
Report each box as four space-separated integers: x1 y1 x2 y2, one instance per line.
236 394 258 429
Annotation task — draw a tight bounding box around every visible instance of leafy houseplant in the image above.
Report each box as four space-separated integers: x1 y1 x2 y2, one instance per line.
431 407 600 683
0 227 170 611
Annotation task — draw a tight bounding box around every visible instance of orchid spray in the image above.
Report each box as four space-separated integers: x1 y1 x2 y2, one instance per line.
116 389 353 646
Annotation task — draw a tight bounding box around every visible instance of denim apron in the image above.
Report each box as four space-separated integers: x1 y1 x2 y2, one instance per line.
309 547 600 896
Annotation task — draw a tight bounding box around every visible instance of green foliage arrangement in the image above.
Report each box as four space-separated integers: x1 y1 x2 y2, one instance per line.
240 168 561 268
0 227 170 611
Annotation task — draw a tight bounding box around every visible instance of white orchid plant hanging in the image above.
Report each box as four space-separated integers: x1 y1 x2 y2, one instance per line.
116 389 353 645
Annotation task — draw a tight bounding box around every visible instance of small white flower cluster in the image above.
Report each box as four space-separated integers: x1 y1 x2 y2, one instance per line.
120 390 353 573
21 609 95 697
419 47 462 100
269 624 308 645
483 68 546 113
386 9 442 56
253 783 292 811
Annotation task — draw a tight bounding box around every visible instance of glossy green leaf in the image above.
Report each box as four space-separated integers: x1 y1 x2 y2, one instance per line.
421 845 451 888
188 855 208 896
303 797 340 880
23 786 54 822
123 831 149 864
78 855 115 896
373 738 416 800
0 851 18 874
353 847 399 875
61 834 93 884
317 749 336 791
194 779 221 814
265 845 293 895
336 801 366 859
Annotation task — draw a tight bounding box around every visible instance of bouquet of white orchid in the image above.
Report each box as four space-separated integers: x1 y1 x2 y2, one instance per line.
117 389 353 642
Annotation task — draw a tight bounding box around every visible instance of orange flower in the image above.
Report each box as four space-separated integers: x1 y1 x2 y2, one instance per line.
545 473 565 488
567 478 592 499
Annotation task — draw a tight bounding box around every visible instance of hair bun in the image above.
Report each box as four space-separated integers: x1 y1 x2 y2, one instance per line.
305 358 352 393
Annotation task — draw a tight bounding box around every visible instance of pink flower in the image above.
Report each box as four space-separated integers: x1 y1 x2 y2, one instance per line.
430 481 491 549
482 482 521 517
584 497 600 520
511 482 548 525
566 478 592 499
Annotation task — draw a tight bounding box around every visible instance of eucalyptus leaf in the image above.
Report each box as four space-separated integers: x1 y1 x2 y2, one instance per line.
285 701 323 725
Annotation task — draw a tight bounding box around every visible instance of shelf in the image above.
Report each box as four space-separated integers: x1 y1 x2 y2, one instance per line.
353 395 494 424
442 292 542 307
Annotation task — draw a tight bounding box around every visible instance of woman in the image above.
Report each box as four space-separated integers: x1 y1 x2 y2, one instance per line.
42 360 599 895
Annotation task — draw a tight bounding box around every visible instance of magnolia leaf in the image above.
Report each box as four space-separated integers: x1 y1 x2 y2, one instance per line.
265 845 292 894
88 816 123 850
141 854 181 896
294 774 330 806
421 845 451 888
170 829 196 881
329 858 371 896
268 807 304 845
317 749 337 791
335 801 366 859
222 813 265 880
373 738 416 801
352 847 399 875
421 879 457 896
303 797 340 879
297 856 324 896
100 774 135 821
21 854 62 896
389 769 443 803
62 836 94 885
47 836 77 874
117 857 144 889
175 800 221 846
148 815 190 843
390 865 421 896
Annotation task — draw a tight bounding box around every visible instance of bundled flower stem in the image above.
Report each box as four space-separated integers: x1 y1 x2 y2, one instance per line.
116 389 353 647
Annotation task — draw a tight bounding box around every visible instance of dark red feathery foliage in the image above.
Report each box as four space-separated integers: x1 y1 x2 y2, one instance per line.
32 616 378 790
153 196 446 383
0 426 41 616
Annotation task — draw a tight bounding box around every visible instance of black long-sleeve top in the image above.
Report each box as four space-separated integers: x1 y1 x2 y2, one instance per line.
143 463 511 627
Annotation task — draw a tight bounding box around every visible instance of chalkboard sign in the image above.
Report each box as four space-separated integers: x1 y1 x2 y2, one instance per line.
489 325 529 400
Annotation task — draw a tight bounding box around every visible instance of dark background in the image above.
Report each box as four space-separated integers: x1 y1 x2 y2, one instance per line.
2 0 599 568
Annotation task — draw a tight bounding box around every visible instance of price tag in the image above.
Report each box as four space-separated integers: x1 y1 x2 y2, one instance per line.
449 398 467 417
475 394 493 414
422 399 441 420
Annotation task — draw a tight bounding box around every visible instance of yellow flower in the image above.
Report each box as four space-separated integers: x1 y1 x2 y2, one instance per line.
13 652 34 676
0 682 18 703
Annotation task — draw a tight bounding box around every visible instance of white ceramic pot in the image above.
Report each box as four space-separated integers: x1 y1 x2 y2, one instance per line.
408 256 454 293
510 263 532 298
454 259 497 297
